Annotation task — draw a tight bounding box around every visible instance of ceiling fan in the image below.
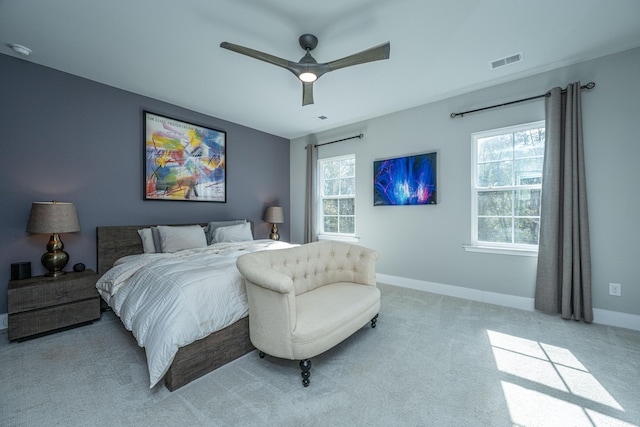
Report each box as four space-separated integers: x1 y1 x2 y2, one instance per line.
220 34 390 106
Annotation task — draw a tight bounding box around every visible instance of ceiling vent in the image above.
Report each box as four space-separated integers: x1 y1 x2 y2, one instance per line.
490 52 523 70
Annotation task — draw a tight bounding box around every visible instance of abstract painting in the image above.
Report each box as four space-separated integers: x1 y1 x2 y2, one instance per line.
144 111 226 202
373 152 437 206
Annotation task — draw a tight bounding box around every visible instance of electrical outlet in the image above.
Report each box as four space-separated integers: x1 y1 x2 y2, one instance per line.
609 282 622 296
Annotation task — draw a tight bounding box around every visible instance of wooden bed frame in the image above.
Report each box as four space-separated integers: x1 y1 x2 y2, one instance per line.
96 222 255 391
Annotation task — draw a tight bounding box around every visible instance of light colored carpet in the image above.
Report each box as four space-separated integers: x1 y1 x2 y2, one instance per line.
1 283 639 426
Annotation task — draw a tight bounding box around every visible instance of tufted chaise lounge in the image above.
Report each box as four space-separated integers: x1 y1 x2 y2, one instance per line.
236 240 380 386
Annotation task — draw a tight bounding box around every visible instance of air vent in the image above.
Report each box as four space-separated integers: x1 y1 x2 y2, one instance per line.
490 52 523 70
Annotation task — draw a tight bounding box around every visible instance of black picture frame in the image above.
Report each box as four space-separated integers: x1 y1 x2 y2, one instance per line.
143 111 226 202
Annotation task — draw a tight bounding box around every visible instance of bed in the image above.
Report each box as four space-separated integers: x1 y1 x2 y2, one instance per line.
96 220 291 391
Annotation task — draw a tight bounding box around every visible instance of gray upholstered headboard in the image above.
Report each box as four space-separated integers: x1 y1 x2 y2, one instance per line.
96 221 254 275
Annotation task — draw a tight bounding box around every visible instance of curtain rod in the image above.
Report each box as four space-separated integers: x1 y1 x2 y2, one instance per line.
306 133 363 148
450 82 596 118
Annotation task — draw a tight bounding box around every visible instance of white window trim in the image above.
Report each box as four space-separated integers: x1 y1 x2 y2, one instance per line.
317 153 357 238
462 243 538 257
317 233 360 243
468 121 544 256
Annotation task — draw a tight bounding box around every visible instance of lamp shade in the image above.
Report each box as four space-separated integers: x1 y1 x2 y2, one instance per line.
27 202 80 234
264 206 284 224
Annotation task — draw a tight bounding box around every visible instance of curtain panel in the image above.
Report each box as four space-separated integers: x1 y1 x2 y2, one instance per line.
535 82 593 322
304 143 318 243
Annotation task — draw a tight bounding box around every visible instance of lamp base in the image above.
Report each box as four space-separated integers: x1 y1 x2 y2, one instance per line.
269 224 280 241
41 233 70 277
44 269 67 278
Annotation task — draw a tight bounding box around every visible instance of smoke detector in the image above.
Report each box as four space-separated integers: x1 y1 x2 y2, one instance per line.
8 43 32 56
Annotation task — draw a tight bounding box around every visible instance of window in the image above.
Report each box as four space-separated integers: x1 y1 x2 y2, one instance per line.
470 121 545 254
318 154 356 237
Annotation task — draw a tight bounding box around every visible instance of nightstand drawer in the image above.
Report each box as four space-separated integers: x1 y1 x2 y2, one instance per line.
8 270 99 313
8 298 100 341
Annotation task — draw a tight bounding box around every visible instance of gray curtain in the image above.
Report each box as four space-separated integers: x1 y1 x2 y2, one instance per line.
535 82 593 322
304 143 318 243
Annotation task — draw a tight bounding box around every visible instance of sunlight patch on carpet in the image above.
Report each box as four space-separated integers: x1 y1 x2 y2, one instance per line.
487 330 632 426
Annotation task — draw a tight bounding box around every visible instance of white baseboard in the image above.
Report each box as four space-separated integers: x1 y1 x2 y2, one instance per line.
592 308 640 332
377 273 640 331
2 276 635 332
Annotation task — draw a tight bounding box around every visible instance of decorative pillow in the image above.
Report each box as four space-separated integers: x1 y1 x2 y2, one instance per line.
157 225 207 253
211 222 253 243
204 219 247 245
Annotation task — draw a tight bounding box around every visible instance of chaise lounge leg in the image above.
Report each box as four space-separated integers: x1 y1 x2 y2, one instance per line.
371 314 379 328
300 359 311 387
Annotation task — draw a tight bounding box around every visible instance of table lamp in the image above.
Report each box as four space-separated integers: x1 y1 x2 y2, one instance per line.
27 201 80 277
264 206 284 240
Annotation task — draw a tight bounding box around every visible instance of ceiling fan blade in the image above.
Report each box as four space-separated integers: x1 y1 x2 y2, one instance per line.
220 41 290 69
327 42 390 72
302 82 314 106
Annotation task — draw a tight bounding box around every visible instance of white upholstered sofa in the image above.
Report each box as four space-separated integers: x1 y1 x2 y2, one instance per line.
236 240 380 386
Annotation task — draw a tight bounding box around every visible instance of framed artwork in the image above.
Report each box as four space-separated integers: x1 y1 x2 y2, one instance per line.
144 111 226 202
373 151 437 206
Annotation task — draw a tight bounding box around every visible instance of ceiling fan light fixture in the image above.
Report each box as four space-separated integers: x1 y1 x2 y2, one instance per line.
299 72 317 83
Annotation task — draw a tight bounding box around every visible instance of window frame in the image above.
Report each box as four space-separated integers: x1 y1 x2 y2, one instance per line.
466 121 545 257
317 153 357 241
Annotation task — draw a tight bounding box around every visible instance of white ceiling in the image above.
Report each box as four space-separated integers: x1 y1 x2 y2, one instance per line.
2 0 639 139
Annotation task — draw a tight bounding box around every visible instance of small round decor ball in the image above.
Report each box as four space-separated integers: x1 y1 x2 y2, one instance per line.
73 263 85 272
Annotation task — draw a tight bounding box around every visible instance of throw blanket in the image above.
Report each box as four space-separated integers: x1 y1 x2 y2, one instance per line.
96 239 293 387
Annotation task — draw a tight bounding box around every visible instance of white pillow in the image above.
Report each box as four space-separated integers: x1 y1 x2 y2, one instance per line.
211 222 253 243
137 228 156 253
157 225 207 253
137 227 162 253
138 228 156 254
204 219 246 245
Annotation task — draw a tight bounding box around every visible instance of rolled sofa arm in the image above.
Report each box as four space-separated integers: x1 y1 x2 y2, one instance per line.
236 255 294 294
354 247 380 286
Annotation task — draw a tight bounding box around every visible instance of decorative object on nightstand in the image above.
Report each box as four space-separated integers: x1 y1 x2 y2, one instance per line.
26 201 80 277
7 269 101 341
11 261 31 280
264 206 284 240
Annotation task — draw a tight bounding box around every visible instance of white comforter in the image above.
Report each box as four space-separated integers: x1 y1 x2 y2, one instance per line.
96 239 293 388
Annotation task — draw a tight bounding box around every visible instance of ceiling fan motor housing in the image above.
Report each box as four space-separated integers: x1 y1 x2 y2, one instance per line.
299 34 318 51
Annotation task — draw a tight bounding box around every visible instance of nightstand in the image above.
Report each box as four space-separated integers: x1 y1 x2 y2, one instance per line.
7 269 101 341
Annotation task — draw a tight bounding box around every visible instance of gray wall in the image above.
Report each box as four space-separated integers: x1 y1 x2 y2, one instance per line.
290 47 640 317
0 54 290 314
